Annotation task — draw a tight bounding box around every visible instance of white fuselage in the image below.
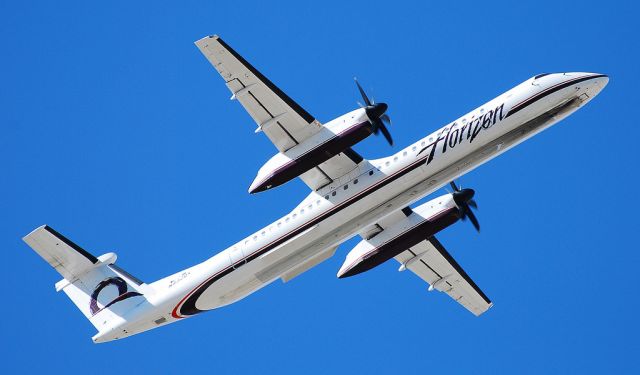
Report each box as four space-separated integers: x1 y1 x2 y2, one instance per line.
94 72 608 342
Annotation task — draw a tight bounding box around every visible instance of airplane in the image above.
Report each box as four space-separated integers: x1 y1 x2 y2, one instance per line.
22 35 608 343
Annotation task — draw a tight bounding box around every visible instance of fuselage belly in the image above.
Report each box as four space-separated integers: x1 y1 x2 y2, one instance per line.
164 73 607 316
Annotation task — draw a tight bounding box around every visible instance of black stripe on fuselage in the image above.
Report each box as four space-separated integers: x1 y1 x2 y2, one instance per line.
176 74 584 316
506 74 606 118
214 36 316 124
178 150 434 316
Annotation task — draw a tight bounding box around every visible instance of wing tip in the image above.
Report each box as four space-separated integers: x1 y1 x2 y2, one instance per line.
474 302 494 317
195 34 220 45
22 224 48 242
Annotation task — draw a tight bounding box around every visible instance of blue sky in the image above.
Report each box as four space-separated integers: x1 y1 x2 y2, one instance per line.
2 1 639 373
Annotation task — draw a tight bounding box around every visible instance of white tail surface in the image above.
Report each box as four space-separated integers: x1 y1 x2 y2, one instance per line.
23 225 149 333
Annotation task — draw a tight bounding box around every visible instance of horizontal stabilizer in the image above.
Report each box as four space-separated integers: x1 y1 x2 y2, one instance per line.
23 225 99 281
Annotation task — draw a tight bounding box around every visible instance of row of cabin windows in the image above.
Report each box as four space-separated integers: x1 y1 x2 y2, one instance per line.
317 144 423 203
245 195 328 244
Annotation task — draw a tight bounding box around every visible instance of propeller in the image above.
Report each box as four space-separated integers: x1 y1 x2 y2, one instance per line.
449 181 480 232
354 78 393 146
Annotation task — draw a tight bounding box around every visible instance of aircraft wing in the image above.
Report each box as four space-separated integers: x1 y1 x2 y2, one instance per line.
359 207 492 316
195 35 322 152
394 236 493 316
298 149 363 190
195 35 363 190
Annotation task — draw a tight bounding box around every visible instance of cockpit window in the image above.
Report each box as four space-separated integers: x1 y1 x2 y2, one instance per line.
534 73 550 79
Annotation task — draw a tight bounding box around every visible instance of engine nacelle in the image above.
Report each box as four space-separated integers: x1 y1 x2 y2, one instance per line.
249 108 372 193
338 194 461 278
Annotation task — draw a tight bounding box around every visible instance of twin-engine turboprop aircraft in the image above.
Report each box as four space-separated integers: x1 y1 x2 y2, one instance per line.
22 35 608 343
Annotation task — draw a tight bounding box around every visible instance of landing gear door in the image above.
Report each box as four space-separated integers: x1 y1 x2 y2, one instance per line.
229 246 245 269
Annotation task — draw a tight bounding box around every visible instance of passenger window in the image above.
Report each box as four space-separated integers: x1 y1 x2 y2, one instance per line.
285 217 290 223
393 156 398 162
253 235 257 241
354 179 358 184
369 170 374 176
332 191 337 196
277 222 281 227
343 185 348 190
324 195 329 200
293 213 297 218
412 146 417 151
385 161 390 166
421 141 426 146
261 231 265 236
403 151 407 156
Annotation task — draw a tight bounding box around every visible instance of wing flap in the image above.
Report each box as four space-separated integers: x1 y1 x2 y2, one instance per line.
281 245 338 283
299 152 363 191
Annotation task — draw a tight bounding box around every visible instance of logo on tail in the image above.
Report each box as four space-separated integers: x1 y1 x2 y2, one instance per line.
89 277 143 316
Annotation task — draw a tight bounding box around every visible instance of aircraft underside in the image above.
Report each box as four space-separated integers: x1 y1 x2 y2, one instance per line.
21 34 608 343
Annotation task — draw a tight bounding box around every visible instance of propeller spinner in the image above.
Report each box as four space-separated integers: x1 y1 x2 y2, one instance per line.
449 181 480 232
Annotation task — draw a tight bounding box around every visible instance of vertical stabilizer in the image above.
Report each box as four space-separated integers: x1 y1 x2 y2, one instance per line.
23 226 149 338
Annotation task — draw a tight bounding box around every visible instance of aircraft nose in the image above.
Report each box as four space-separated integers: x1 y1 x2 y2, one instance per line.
579 72 609 96
566 72 609 84
592 73 609 88
557 72 609 98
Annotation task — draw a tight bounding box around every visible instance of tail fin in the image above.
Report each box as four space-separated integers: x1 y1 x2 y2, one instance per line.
23 225 148 334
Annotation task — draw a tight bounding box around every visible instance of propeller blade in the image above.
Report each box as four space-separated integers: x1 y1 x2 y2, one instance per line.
450 181 460 192
466 208 480 232
378 122 394 146
354 78 372 106
354 78 393 147
468 199 478 209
